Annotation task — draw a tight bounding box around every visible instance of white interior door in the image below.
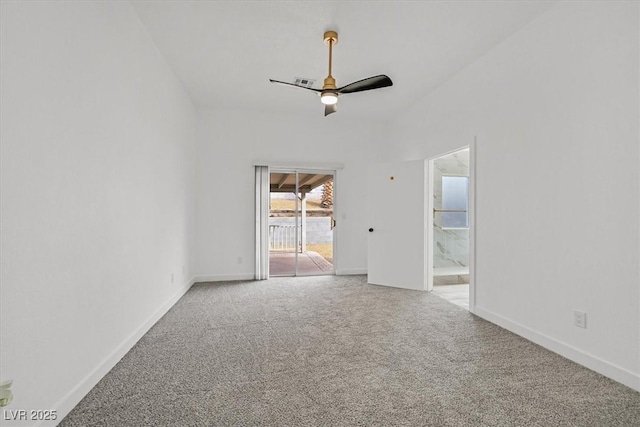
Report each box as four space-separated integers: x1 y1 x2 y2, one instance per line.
367 160 426 290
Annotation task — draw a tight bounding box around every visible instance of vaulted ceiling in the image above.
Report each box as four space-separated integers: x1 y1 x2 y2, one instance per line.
131 1 557 121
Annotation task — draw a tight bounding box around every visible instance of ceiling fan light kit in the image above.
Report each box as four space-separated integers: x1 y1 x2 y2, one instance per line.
320 92 338 105
269 30 392 116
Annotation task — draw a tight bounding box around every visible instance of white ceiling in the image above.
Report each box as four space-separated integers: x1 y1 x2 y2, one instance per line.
131 1 557 121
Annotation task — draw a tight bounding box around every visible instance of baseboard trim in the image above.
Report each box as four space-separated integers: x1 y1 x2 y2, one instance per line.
474 306 640 392
43 278 196 427
195 272 368 282
194 273 255 283
336 268 367 275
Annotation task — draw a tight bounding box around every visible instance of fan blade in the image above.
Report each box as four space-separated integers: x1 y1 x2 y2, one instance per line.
269 79 321 92
324 103 337 116
337 75 393 94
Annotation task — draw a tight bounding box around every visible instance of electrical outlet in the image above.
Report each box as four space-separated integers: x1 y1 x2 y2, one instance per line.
171 273 174 284
238 257 243 264
573 310 586 329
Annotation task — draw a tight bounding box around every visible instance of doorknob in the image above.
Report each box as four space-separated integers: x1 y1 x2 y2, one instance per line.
369 228 374 232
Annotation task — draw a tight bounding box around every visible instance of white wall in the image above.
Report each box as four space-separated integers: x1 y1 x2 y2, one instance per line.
195 109 390 279
391 2 640 389
0 2 196 423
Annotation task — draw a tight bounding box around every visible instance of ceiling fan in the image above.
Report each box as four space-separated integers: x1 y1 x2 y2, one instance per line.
269 31 393 116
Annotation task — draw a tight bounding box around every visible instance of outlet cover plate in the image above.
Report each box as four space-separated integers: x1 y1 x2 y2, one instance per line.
573 310 587 328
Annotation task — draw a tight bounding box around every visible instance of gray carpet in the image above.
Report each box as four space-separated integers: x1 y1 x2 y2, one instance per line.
61 275 640 426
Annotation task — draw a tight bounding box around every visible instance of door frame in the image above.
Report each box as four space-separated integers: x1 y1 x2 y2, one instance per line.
426 141 476 313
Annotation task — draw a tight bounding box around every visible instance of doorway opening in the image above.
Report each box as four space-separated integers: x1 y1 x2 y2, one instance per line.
428 147 473 310
268 169 335 277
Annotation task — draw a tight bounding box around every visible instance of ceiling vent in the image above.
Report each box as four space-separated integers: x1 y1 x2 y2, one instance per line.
293 77 316 88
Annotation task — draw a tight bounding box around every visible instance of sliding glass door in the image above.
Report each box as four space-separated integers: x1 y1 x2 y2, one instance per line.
268 169 300 276
267 169 335 277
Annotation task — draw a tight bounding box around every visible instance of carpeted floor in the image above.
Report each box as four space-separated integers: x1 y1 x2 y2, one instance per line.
61 275 640 426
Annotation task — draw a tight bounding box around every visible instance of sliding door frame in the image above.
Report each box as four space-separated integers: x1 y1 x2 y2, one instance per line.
255 162 341 278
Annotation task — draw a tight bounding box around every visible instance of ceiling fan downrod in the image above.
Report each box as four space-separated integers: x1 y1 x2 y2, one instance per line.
322 31 338 91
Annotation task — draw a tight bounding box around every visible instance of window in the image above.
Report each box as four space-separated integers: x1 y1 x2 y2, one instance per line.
441 176 469 229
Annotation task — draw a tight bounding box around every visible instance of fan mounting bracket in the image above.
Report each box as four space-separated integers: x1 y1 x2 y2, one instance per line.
323 31 338 46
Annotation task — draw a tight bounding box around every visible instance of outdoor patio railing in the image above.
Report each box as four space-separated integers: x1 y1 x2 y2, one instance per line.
269 224 301 252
